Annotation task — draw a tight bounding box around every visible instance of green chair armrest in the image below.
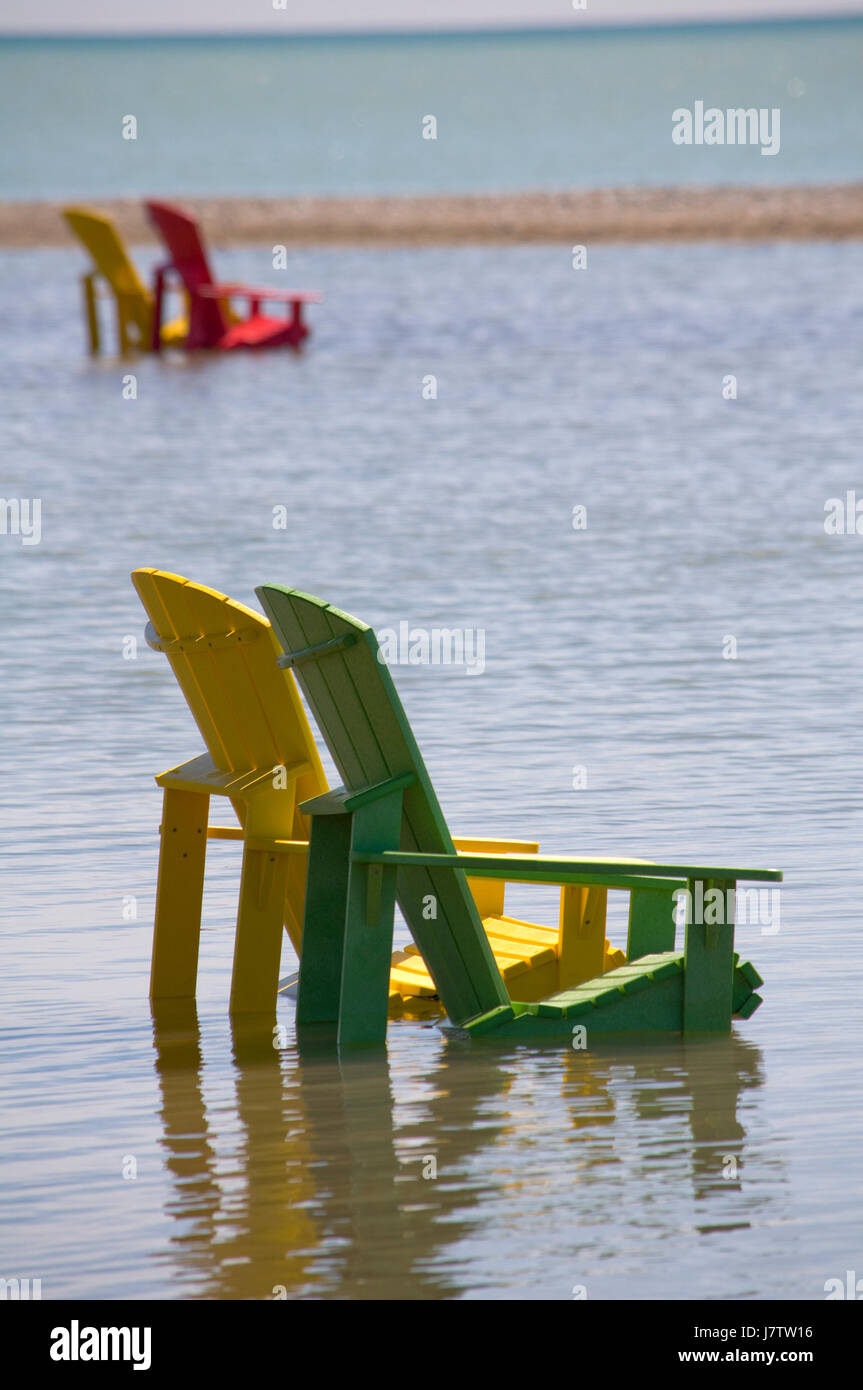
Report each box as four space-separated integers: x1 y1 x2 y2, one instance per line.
351 849 781 890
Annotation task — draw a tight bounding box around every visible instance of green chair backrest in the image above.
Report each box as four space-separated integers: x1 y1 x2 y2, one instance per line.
256 585 510 1027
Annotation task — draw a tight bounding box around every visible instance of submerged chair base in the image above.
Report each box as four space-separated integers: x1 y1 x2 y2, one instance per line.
463 954 765 1040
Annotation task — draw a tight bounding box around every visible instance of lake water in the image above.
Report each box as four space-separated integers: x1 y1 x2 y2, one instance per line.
1 20 863 199
1 236 862 1298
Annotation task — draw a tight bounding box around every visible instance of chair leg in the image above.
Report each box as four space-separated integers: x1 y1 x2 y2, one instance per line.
288 299 307 347
151 267 166 352
83 274 99 356
557 884 607 989
338 795 403 1047
151 788 209 1000
116 295 131 356
683 878 735 1033
297 812 352 1025
230 845 289 1015
230 791 296 1015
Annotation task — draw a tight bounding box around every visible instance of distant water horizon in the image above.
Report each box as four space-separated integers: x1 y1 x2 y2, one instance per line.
2 15 862 39
1 18 861 200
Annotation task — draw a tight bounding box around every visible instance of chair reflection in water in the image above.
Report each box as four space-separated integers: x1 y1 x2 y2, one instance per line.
150 1006 766 1298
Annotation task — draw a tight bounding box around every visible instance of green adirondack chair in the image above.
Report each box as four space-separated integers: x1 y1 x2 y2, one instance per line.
256 584 781 1047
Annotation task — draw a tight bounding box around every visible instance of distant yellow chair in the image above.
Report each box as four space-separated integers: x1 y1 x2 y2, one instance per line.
63 206 187 355
132 570 624 1014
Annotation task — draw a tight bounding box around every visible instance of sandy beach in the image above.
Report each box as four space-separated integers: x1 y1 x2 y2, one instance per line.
1 184 862 248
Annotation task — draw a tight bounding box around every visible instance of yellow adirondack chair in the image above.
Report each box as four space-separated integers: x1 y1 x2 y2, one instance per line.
133 569 326 1012
63 206 187 355
133 570 624 1013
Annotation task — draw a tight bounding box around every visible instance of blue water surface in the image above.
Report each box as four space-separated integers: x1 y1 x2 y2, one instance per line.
1 238 862 1298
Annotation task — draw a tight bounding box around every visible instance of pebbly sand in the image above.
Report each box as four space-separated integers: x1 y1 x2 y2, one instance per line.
1 184 862 249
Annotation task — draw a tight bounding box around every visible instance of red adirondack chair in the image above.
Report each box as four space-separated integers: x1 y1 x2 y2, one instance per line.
145 200 321 352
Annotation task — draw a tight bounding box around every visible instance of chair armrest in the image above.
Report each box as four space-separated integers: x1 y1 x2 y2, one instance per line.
197 283 322 303
352 849 781 890
452 836 539 855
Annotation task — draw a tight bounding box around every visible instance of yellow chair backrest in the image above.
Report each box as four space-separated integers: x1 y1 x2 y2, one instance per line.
132 568 328 948
64 206 152 346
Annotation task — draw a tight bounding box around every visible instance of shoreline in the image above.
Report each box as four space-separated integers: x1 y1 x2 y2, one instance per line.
1 185 862 248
